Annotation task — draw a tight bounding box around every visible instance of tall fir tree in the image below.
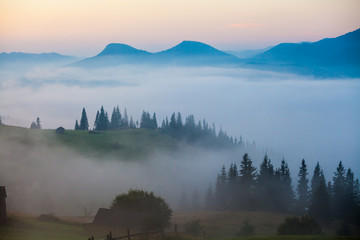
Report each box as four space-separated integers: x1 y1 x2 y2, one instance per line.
332 161 346 219
215 165 228 210
239 153 257 210
74 119 80 130
95 106 109 131
79 107 89 130
110 106 122 130
122 108 129 128
227 163 239 209
256 154 275 211
278 159 295 212
308 169 331 223
311 162 322 195
152 113 158 129
296 159 309 214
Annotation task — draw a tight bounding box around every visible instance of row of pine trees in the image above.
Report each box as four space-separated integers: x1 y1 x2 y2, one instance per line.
201 154 359 225
74 107 239 147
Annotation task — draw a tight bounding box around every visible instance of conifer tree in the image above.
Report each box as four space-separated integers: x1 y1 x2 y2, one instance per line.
95 106 109 131
227 163 239 209
94 110 99 130
79 107 89 130
122 108 129 128
129 116 136 128
297 159 309 214
311 162 322 195
332 161 346 219
152 113 158 129
110 106 122 130
278 159 294 212
36 117 41 129
256 154 275 211
215 165 228 210
309 168 331 223
75 119 80 130
239 153 257 209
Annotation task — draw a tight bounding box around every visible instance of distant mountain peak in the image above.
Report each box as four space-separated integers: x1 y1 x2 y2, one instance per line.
97 43 150 56
160 40 230 56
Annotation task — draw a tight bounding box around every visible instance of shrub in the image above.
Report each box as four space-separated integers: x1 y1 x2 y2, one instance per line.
277 215 322 235
236 219 255 237
111 189 172 231
184 219 203 236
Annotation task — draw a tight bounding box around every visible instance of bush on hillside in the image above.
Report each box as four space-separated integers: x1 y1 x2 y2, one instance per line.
111 189 172 231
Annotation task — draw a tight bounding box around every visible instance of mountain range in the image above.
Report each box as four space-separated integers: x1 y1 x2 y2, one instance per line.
71 40 239 68
1 28 359 77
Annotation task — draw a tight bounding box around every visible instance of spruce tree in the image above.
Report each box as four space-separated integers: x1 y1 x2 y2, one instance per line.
239 153 257 210
36 117 41 129
309 169 331 223
110 106 122 130
94 110 99 130
256 154 275 211
79 107 89 130
122 108 129 128
75 120 80 130
297 159 309 214
311 162 321 195
278 159 294 212
227 163 239 209
332 161 346 219
215 165 228 210
151 113 158 129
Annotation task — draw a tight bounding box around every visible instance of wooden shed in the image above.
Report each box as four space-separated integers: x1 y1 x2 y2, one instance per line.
92 208 148 229
0 186 6 224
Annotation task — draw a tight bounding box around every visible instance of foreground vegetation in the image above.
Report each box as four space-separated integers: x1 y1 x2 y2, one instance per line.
0 215 86 240
1 213 359 240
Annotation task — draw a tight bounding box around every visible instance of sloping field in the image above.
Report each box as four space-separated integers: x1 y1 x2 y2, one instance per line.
0 125 178 160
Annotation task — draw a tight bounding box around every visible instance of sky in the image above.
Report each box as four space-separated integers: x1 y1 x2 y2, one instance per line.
1 0 359 56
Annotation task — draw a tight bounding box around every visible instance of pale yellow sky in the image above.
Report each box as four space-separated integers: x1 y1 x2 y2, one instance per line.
1 0 359 56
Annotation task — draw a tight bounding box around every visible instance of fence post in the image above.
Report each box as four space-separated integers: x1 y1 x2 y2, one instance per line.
127 228 130 240
202 230 206 239
91 236 94 240
174 224 177 232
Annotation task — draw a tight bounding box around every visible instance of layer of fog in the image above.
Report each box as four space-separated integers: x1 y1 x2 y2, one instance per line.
0 131 255 216
0 64 359 215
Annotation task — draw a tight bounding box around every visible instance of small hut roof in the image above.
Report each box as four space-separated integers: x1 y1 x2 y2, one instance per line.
92 208 148 227
0 186 6 198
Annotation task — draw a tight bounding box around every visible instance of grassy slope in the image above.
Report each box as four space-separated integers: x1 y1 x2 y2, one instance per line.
0 215 86 240
0 125 178 160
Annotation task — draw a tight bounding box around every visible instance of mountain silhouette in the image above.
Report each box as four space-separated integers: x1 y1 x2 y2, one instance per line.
71 41 239 67
97 43 151 56
246 28 360 77
0 52 76 69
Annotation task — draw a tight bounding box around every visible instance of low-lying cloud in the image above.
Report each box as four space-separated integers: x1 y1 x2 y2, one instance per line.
0 64 359 215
